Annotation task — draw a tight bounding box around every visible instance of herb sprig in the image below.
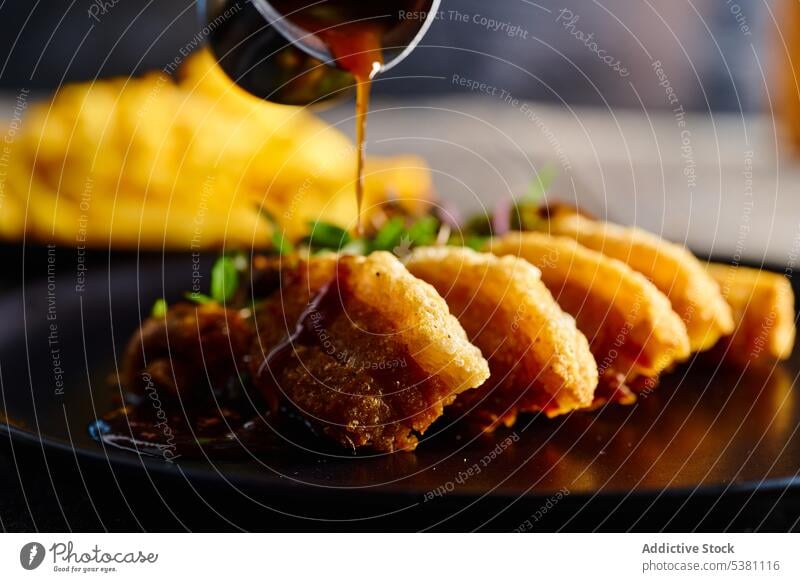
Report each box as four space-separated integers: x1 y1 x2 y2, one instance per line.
300 215 444 257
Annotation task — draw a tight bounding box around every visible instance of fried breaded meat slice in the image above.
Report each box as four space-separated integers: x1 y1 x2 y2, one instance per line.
250 252 489 452
707 263 796 365
121 303 253 403
488 232 691 383
405 247 597 429
540 208 734 352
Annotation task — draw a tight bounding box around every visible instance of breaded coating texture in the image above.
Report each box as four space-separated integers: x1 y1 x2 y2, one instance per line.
488 232 691 380
707 263 796 364
405 247 597 428
250 252 489 452
544 212 734 352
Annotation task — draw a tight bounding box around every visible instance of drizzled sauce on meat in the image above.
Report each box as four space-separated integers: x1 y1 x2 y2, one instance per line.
90 304 281 459
256 261 430 399
92 258 440 457
251 259 445 452
92 3 450 457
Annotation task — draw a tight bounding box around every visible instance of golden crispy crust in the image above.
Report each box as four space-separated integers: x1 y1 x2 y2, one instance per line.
488 232 691 379
544 213 734 352
405 247 597 427
250 252 489 452
347 252 490 390
707 263 796 364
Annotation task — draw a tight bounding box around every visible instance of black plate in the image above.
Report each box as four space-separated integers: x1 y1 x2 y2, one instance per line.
1 252 799 531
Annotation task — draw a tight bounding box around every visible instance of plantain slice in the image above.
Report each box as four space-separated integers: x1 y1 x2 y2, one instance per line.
488 232 691 383
249 251 489 452
706 263 796 365
541 210 734 352
405 247 598 429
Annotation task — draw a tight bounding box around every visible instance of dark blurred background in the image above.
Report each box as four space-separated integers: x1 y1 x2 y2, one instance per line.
0 0 766 112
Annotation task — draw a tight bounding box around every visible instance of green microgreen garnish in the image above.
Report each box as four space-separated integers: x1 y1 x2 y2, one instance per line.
306 220 352 251
259 208 295 256
461 214 493 237
371 217 406 251
184 292 215 305
460 165 559 237
271 229 295 256
150 298 168 318
510 202 545 232
464 236 489 251
210 255 240 304
523 164 557 204
406 215 439 246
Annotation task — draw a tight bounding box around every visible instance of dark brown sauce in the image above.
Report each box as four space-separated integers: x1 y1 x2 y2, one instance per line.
353 55 380 237
320 27 384 236
90 304 283 460
271 1 392 234
92 398 280 461
91 377 329 460
210 0 433 233
265 277 337 380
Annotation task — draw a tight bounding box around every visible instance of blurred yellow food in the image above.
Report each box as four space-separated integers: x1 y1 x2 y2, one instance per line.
0 49 432 249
